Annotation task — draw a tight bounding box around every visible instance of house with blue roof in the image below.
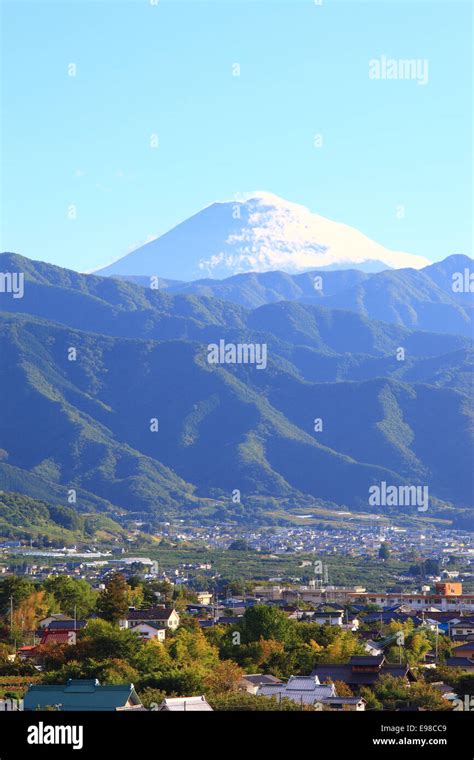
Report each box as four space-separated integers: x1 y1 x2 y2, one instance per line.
23 679 143 711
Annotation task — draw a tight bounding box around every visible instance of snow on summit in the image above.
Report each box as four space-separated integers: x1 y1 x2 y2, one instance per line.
95 192 429 281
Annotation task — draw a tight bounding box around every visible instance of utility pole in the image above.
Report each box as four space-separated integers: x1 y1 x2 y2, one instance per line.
9 596 16 653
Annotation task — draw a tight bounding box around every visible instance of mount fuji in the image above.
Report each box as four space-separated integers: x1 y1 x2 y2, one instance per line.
94 192 430 281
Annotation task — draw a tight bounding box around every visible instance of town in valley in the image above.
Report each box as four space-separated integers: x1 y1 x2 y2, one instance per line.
0 516 472 713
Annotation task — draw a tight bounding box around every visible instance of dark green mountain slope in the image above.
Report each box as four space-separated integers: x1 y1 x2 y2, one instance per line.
324 256 473 336
0 309 472 520
245 371 472 505
159 268 371 308
0 253 470 369
0 314 201 516
104 254 473 337
0 313 404 511
0 490 125 542
0 253 472 524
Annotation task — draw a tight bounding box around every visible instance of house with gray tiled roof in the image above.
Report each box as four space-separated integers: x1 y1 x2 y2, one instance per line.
323 696 367 711
450 619 474 639
38 614 73 629
239 673 282 694
157 696 213 711
257 675 336 707
311 655 415 687
445 656 474 670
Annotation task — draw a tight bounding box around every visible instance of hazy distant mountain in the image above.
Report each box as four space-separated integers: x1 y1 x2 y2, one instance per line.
94 192 429 280
1 253 470 356
110 254 474 336
0 253 472 524
323 255 473 336
163 268 371 307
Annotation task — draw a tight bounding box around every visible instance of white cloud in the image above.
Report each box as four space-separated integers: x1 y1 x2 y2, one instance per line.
198 192 429 274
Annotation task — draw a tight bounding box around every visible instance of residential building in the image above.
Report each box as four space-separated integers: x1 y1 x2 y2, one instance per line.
444 657 474 671
364 640 384 657
239 674 282 695
311 656 415 688
257 675 336 707
312 606 344 626
451 642 474 659
119 607 180 631
23 679 143 711
450 620 474 639
46 620 87 631
323 697 367 711
38 614 74 629
284 583 474 613
157 696 213 711
40 630 77 646
129 623 166 642
196 591 213 605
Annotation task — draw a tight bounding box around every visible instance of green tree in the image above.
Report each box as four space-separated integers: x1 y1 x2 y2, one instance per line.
167 627 219 670
76 619 143 662
0 577 34 612
12 590 50 633
361 674 449 711
456 674 474 696
146 668 205 696
138 687 166 709
43 576 96 618
228 539 250 551
96 658 139 685
204 659 243 694
95 573 129 624
143 580 173 606
240 605 294 644
208 692 304 711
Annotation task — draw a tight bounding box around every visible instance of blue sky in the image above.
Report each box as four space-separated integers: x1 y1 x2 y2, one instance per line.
1 0 472 273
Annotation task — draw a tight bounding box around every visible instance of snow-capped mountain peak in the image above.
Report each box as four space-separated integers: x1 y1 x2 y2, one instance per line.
95 192 430 280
